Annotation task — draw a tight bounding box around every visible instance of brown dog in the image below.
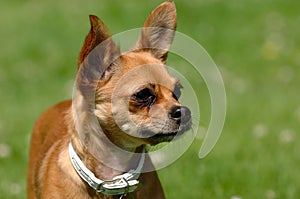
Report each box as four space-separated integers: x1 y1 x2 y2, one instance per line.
27 1 192 198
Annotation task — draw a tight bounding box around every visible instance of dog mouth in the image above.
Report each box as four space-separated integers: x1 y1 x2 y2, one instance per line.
150 131 179 142
143 121 192 145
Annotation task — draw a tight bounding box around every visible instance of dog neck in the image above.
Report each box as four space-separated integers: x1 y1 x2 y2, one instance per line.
68 138 145 195
68 97 145 180
70 133 145 180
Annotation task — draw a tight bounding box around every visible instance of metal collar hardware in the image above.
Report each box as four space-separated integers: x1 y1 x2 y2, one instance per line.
68 141 145 195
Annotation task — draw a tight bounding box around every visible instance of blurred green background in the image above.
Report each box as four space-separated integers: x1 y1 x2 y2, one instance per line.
1 0 299 198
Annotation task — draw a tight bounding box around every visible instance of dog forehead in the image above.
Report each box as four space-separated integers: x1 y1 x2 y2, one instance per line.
114 52 177 93
121 51 161 67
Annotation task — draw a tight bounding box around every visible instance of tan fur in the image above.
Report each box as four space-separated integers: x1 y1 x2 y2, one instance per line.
27 1 191 198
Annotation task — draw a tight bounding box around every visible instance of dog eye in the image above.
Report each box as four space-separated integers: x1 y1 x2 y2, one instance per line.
135 88 153 101
133 88 156 107
173 84 182 100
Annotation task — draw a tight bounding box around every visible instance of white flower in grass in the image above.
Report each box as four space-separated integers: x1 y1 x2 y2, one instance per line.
279 129 296 144
265 189 276 199
0 143 11 158
252 124 268 139
9 183 21 195
231 195 242 199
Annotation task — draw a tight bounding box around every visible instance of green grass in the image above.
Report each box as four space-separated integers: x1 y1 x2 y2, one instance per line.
1 0 300 198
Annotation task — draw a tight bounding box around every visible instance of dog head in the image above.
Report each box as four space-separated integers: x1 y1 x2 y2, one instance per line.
74 1 192 149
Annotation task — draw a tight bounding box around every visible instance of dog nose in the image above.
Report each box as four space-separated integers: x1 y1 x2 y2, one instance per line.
169 106 191 124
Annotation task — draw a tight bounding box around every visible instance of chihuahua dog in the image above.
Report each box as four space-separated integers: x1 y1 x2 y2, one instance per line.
27 1 191 198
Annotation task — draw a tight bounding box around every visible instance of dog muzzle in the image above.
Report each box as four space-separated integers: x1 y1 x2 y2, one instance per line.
68 141 145 195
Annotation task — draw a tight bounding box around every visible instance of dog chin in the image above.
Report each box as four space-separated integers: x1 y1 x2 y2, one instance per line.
142 123 192 145
149 131 179 144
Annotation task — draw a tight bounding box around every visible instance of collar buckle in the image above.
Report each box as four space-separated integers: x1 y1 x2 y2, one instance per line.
97 177 137 195
68 141 145 196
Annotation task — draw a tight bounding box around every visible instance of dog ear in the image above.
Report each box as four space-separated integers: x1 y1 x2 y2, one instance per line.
78 15 119 67
134 1 177 63
76 15 120 98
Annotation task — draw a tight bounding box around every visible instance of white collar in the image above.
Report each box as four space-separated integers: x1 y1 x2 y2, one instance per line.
68 141 145 195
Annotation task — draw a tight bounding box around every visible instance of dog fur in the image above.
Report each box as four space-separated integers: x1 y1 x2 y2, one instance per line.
27 1 191 198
